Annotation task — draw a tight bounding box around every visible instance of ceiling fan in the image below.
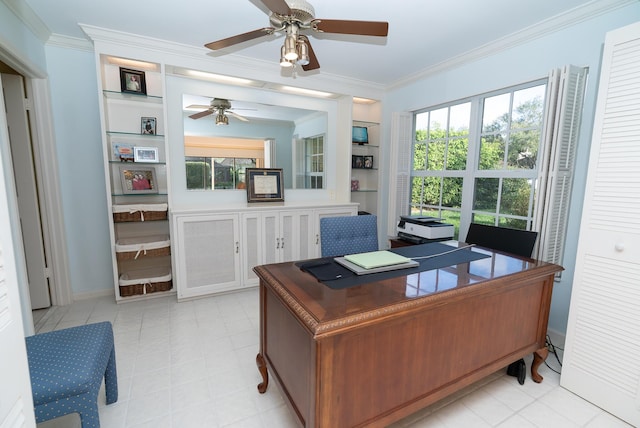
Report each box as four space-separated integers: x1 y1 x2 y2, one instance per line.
187 98 254 125
204 0 389 71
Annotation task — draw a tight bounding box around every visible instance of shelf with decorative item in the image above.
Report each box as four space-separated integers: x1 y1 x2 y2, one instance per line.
103 90 163 103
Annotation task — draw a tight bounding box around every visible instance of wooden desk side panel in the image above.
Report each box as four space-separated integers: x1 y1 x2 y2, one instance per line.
263 285 315 427
317 277 552 427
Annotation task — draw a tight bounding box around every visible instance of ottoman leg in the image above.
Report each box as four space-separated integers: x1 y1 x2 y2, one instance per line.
104 346 118 405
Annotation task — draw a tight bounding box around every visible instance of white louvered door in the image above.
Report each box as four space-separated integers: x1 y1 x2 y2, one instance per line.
561 21 640 426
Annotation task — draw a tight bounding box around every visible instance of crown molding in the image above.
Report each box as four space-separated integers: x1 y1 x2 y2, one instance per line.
2 0 51 43
388 0 636 91
47 34 94 52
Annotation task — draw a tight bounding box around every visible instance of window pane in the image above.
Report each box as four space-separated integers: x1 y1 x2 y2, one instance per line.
427 141 445 171
500 178 531 216
446 138 468 170
449 103 471 134
185 157 212 190
471 214 496 226
429 108 448 138
479 134 505 170
423 177 441 205
442 177 463 208
410 177 424 207
473 178 498 211
499 217 527 229
508 129 540 169
512 85 545 129
413 142 426 170
482 93 510 133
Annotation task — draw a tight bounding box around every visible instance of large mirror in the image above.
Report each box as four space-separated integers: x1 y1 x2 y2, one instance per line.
182 94 327 190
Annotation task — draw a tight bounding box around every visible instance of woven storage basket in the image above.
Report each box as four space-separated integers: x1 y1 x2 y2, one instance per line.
119 266 172 297
115 235 170 261
113 203 168 222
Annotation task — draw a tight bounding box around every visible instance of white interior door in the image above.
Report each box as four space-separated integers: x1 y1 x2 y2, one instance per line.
0 75 37 428
1 73 50 309
560 21 640 427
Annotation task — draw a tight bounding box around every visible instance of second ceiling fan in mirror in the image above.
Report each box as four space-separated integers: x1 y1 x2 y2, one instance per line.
204 0 389 71
188 98 255 125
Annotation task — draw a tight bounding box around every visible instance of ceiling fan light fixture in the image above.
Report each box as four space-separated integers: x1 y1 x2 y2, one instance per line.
284 34 298 61
296 39 309 65
280 46 294 67
215 113 229 126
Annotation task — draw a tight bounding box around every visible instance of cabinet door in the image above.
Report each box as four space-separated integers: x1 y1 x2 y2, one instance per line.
279 210 314 262
261 212 280 265
174 214 240 300
240 213 261 287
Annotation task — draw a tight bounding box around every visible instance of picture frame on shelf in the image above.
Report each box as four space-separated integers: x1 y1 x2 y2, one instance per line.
119 67 147 95
113 142 134 162
351 180 360 191
119 166 158 194
133 146 159 163
246 168 284 203
363 155 374 169
141 117 156 135
352 155 364 169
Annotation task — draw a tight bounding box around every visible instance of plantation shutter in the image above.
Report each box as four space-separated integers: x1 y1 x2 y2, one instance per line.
533 65 588 268
387 112 412 237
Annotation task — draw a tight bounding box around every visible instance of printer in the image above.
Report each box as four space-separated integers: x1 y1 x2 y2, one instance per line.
397 215 454 241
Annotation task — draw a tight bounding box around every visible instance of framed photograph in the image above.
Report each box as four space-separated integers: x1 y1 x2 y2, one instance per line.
246 168 284 203
141 117 157 135
119 166 158 194
113 142 134 162
119 67 147 95
133 146 159 163
363 155 374 169
352 155 364 169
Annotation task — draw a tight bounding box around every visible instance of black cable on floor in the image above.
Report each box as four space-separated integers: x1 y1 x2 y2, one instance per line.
544 334 563 374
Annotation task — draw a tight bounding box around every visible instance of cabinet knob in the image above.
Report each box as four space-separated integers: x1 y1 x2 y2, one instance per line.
276 237 280 249
614 243 625 252
235 241 239 253
281 237 285 249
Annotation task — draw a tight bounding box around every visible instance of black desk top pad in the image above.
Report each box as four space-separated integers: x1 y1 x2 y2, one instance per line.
297 242 490 290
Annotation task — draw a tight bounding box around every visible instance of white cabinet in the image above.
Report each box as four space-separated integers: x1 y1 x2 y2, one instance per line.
96 54 173 302
174 213 241 300
176 203 357 299
561 22 640 427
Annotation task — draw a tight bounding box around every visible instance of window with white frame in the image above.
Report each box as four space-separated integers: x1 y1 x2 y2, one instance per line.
411 81 547 239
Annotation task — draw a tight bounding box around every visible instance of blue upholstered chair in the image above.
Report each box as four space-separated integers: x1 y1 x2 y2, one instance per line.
320 215 379 257
26 321 118 428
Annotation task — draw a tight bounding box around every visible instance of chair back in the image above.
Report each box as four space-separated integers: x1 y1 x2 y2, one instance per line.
464 223 538 257
320 215 378 257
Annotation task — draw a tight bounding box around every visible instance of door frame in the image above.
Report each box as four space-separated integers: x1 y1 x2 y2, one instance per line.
0 42 72 334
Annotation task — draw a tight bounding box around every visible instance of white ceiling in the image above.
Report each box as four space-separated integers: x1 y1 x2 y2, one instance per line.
23 0 602 86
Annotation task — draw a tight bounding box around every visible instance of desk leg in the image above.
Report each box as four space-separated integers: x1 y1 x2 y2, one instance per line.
256 353 269 393
531 347 548 383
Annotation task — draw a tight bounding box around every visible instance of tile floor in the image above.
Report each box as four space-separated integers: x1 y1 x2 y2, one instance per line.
33 289 631 428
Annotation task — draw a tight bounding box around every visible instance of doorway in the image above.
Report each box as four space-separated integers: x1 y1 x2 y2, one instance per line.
1 62 51 310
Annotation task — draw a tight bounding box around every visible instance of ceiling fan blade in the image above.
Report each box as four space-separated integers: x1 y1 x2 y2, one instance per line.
227 111 249 122
189 110 214 120
312 19 389 37
205 27 275 50
186 104 211 110
301 37 320 71
259 0 291 15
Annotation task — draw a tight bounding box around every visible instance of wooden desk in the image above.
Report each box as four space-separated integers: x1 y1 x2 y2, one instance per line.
254 244 562 427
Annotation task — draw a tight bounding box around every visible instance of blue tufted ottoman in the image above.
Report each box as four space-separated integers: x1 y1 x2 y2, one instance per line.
25 321 118 428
